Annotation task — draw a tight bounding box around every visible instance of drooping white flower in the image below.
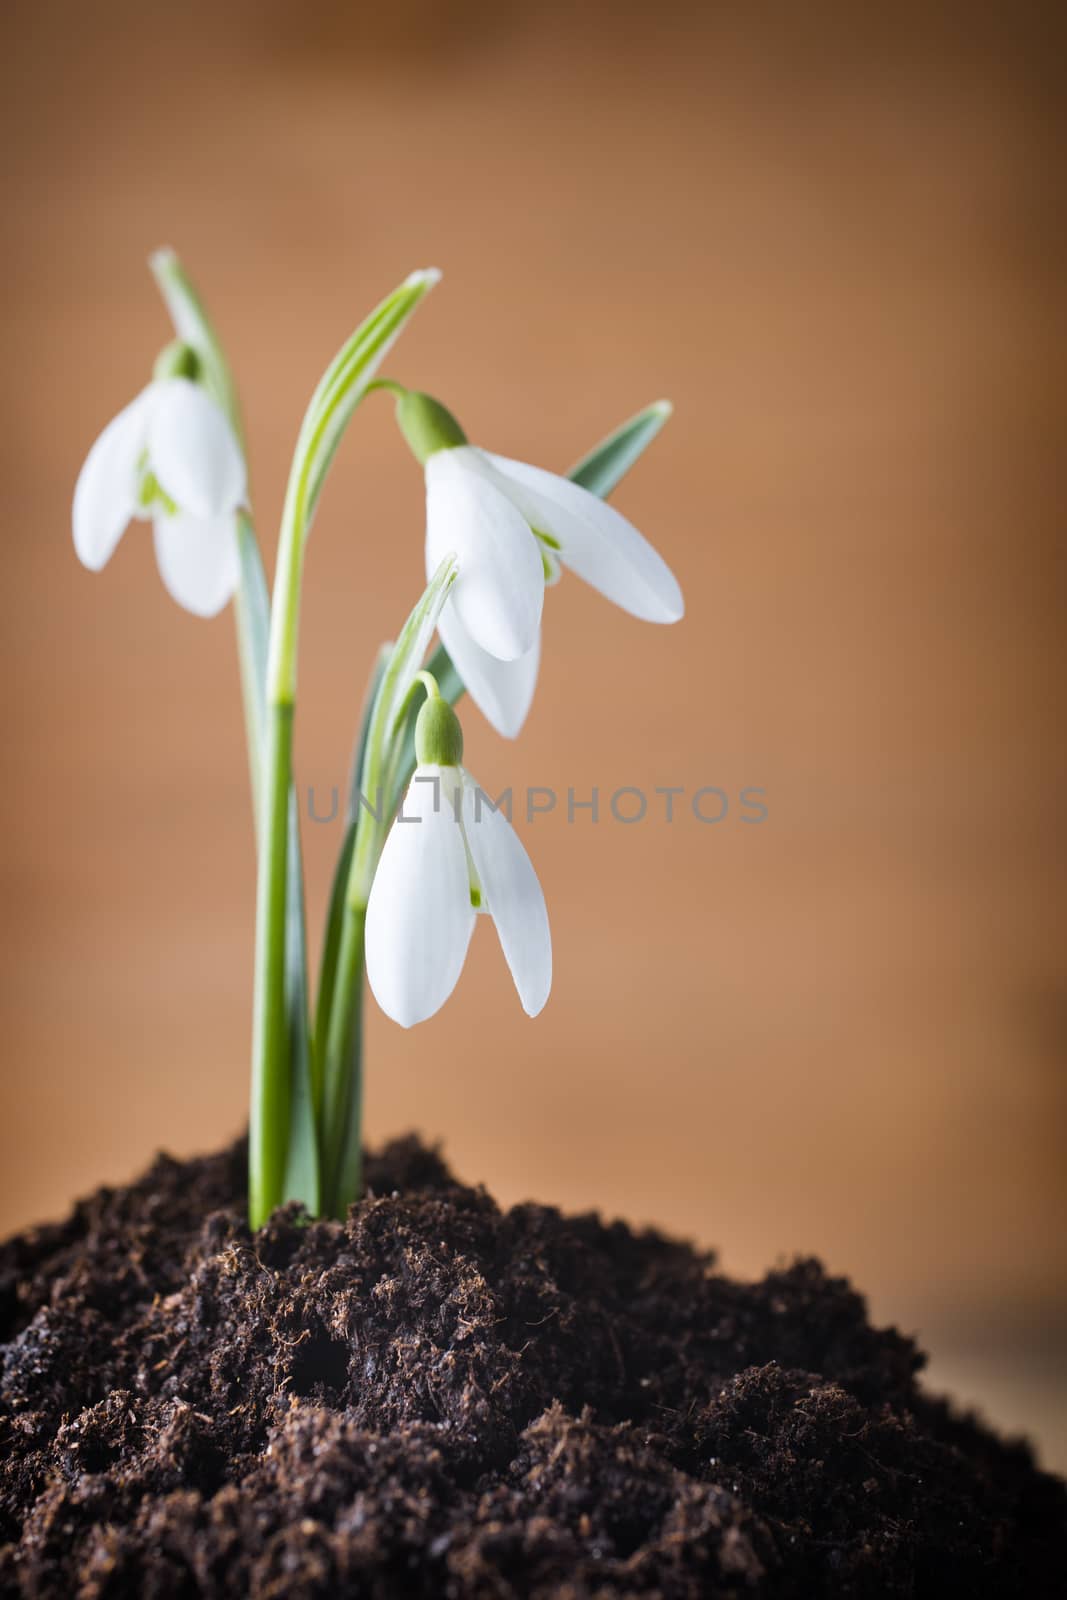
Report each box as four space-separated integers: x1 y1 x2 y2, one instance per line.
73 371 247 617
365 692 551 1028
396 390 684 739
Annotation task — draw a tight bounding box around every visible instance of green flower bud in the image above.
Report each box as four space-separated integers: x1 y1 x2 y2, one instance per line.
153 340 202 383
395 390 468 466
415 691 464 768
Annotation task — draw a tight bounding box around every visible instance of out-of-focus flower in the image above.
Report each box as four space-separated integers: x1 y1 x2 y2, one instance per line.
73 366 246 617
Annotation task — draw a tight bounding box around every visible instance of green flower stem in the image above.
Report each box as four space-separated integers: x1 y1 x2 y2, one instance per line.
251 271 440 1227
320 905 366 1218
387 641 465 812
318 651 420 1214
317 645 410 1213
151 251 263 823
313 646 388 1114
233 511 269 832
413 668 441 700
313 827 355 1112
150 250 244 445
249 703 294 1225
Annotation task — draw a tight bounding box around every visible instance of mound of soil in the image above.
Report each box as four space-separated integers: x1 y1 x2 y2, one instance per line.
0 1138 1062 1597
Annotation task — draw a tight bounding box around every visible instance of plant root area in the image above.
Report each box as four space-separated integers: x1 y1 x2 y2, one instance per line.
1 1139 1063 1597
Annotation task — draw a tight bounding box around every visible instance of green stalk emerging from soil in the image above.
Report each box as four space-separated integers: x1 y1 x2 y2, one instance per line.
249 271 441 1228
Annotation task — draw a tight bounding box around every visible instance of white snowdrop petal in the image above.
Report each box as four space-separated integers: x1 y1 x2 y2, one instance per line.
425 447 544 661
486 452 684 624
72 387 155 571
436 607 540 741
152 511 240 618
149 378 246 519
366 765 476 1028
461 773 552 1017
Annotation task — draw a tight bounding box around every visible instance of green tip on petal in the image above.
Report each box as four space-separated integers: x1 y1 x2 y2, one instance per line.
415 693 464 767
395 390 468 466
153 339 201 383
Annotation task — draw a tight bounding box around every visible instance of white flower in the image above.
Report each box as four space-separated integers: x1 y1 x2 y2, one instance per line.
424 445 684 738
366 763 552 1029
73 377 247 617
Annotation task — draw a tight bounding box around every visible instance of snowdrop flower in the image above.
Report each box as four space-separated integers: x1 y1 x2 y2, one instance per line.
73 343 247 617
395 390 684 738
366 683 551 1028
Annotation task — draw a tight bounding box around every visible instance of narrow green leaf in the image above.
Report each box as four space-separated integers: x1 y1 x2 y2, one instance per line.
282 791 319 1213
232 512 269 828
321 904 366 1221
249 705 296 1228
567 399 672 499
347 645 393 824
353 556 458 902
269 268 441 707
313 827 354 1118
381 557 459 745
304 271 441 530
312 645 388 1116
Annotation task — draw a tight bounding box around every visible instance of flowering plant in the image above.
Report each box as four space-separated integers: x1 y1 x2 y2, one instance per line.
74 254 683 1227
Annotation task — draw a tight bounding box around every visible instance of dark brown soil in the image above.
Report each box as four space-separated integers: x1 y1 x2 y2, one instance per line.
0 1138 1063 1598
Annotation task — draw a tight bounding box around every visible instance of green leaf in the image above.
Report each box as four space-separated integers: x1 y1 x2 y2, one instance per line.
269 268 442 707
312 645 388 1114
313 826 354 1115
320 903 366 1220
232 513 269 827
282 790 319 1213
381 556 459 743
303 270 441 530
566 399 672 499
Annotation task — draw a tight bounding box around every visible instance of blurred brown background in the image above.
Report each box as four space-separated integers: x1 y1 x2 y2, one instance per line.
2 2 1065 1466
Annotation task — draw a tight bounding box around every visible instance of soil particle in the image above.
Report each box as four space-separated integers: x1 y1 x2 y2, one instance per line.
0 1137 1062 1596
